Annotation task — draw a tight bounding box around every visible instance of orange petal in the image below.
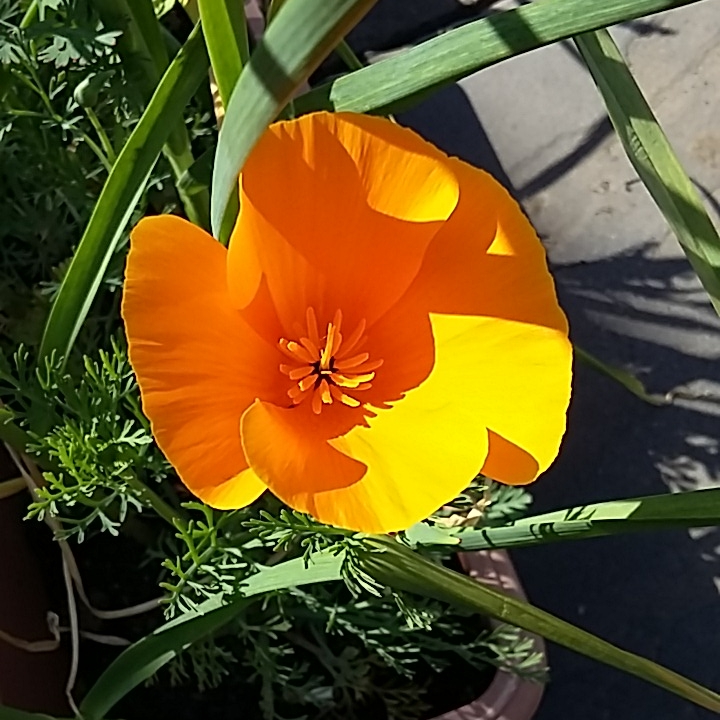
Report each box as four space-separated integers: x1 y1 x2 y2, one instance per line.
122 215 284 506
240 399 366 496
228 112 460 338
397 158 572 483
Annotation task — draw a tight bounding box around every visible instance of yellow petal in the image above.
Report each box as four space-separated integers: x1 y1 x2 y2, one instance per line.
395 158 572 483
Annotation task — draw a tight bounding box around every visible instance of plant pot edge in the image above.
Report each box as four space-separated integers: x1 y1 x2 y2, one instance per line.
431 549 546 720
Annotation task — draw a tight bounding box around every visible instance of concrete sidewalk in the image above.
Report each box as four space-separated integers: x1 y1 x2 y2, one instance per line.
387 1 720 718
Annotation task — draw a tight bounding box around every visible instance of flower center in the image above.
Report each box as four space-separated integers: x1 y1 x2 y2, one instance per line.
278 307 383 415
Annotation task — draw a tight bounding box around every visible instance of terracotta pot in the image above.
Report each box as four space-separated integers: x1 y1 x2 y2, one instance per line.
432 550 546 720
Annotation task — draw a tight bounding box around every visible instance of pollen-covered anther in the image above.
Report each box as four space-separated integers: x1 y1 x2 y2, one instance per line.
278 307 383 414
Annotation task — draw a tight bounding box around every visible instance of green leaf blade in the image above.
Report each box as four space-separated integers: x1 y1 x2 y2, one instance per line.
575 28 720 314
78 552 343 720
456 487 720 551
0 709 64 720
38 25 209 365
210 0 379 236
198 0 249 107
575 345 670 405
293 0 705 117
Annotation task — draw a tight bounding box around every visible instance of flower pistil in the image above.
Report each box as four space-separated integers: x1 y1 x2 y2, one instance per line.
279 307 383 414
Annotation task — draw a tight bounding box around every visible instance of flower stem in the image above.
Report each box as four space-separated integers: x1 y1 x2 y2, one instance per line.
123 472 186 529
84 107 117 166
335 40 364 71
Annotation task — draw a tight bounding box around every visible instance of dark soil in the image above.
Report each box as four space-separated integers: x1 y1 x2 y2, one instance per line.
27 523 496 720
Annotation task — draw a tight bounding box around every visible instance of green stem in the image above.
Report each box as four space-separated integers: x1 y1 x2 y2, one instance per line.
163 145 211 229
19 0 38 28
0 477 26 500
335 40 364 71
0 407 59 472
123 472 185 529
11 68 112 172
84 107 117 165
76 129 113 173
6 108 44 118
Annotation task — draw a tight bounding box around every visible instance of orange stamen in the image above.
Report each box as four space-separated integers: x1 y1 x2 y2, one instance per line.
334 352 370 370
330 384 361 407
278 308 382 414
299 336 320 357
289 366 314 381
335 318 366 359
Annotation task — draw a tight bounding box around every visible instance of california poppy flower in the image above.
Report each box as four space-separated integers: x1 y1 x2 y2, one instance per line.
122 112 571 533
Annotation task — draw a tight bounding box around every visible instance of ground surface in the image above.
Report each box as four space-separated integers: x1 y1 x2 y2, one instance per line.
357 1 720 718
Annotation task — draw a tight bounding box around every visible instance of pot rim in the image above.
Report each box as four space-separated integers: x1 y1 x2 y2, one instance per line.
431 549 546 720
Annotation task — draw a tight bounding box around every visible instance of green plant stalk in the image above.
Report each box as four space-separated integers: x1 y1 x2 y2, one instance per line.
266 0 287 23
0 408 59 472
83 107 117 165
210 0 380 235
293 0 706 116
197 0 250 245
77 552 344 720
575 28 720 316
122 472 184 528
197 0 249 107
0 706 64 720
93 0 209 228
10 68 113 172
454 487 720 551
0 407 34 453
362 537 720 713
575 345 669 405
0 477 25 500
335 40 364 71
39 25 210 365
165 143 210 229
19 1 38 27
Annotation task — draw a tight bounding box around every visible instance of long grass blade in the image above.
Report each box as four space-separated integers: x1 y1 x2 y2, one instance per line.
575 345 670 405
78 552 343 720
293 0 705 116
210 0 379 236
364 538 720 713
197 0 249 107
38 26 209 366
454 487 720 550
575 28 720 315
94 0 209 228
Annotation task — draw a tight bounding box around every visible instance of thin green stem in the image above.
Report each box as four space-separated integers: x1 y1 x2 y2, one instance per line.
122 472 186 529
335 40 364 71
84 107 117 165
10 68 112 171
76 129 113 173
19 0 38 28
6 108 44 118
0 477 26 500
